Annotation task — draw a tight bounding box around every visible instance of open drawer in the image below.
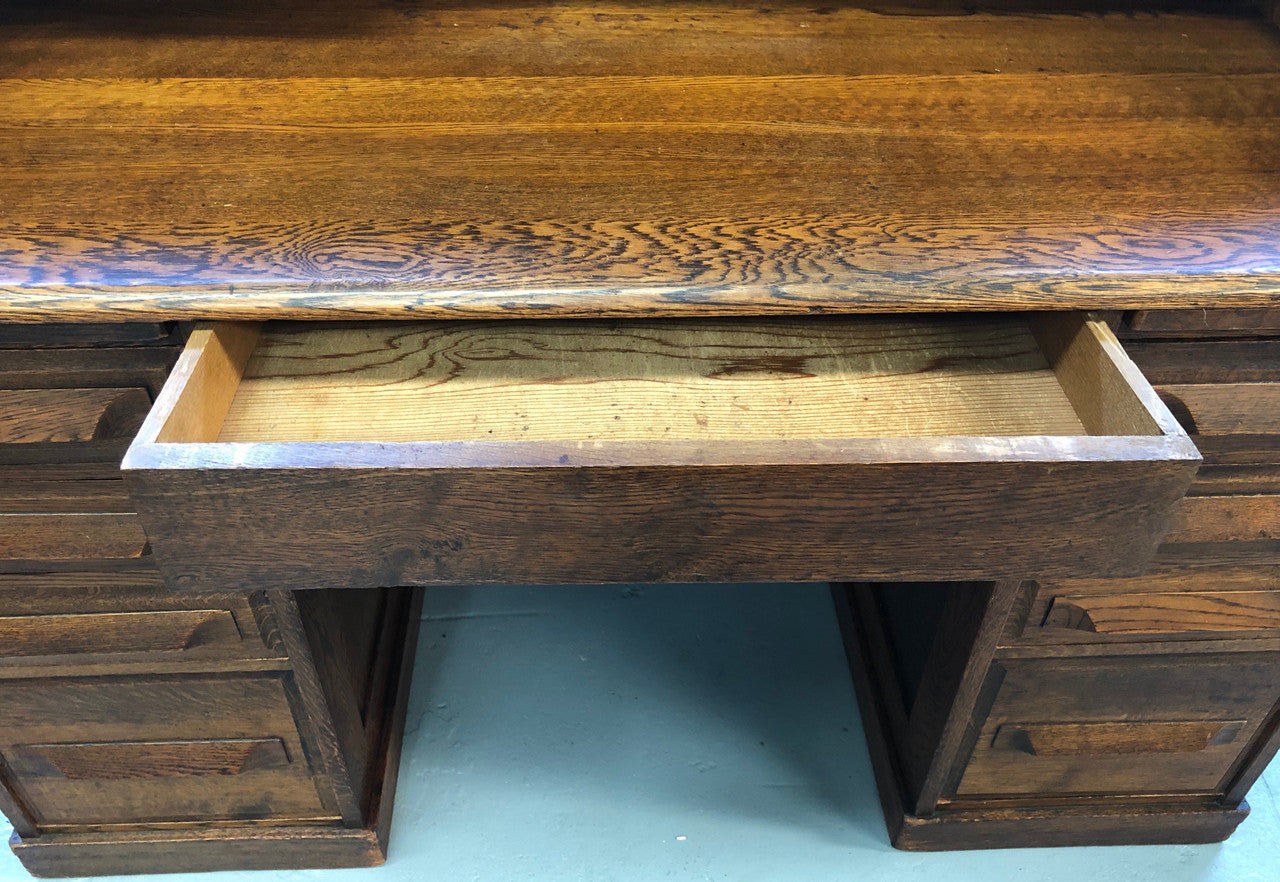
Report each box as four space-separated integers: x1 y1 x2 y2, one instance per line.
122 314 1199 592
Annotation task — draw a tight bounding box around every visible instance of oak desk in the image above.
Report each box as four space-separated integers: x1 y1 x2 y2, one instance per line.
2 1 1279 876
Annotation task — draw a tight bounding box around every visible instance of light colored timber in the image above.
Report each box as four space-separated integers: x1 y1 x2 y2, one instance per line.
144 324 261 444
213 318 1091 443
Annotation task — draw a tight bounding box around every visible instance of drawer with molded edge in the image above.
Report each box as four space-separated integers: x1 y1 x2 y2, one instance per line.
0 673 334 829
950 653 1280 802
0 580 284 670
122 313 1199 591
0 347 178 474
1008 574 1280 648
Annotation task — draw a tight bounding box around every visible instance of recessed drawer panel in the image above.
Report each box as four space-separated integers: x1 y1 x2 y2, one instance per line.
0 512 148 562
955 654 1280 799
0 323 176 349
0 674 332 828
1157 383 1280 437
123 314 1199 590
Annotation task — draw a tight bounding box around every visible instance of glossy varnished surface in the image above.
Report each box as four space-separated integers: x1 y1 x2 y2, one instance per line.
1 1 1279 320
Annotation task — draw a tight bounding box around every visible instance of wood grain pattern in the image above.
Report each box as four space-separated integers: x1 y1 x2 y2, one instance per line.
0 610 242 659
1166 494 1280 543
9 738 292 780
4 2 1274 80
9 824 392 876
1039 591 1280 636
0 347 177 394
833 581 1254 850
0 577 286 669
0 513 149 562
1124 339 1280 384
0 323 175 348
1126 307 1280 335
1 5 1279 318
218 318 1085 443
0 388 150 444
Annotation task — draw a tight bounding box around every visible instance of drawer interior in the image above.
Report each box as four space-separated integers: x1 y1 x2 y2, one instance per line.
150 314 1177 445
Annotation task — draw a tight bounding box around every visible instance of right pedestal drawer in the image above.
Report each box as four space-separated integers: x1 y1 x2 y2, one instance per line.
122 313 1198 591
954 653 1280 799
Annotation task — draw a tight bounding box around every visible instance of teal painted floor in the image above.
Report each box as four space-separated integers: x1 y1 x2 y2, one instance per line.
3 582 1277 881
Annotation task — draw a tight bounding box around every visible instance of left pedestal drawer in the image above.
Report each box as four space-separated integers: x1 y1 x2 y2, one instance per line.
0 578 285 668
0 673 334 829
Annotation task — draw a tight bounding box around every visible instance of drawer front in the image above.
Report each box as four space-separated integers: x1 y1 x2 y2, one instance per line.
0 346 178 471
955 654 1280 798
0 611 244 658
1125 336 1280 494
0 387 152 445
1019 579 1280 645
0 512 149 562
122 315 1198 590
1124 309 1280 338
0 674 332 828
0 323 177 349
0 482 149 564
0 578 282 668
1166 494 1280 544
1158 383 1280 437
1125 334 1280 561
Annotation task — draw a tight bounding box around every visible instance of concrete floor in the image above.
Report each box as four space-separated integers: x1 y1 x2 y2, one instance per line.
2 582 1277 881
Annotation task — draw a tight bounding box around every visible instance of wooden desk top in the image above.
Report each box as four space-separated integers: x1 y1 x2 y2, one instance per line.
2 1 1280 322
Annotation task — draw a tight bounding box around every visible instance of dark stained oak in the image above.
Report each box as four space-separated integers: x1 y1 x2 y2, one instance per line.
0 319 421 876
955 654 1280 797
0 610 244 660
1126 307 1280 336
8 738 294 781
0 388 151 445
831 581 1261 850
1124 339 1280 384
2 3 1280 319
0 673 332 827
1166 494 1280 543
